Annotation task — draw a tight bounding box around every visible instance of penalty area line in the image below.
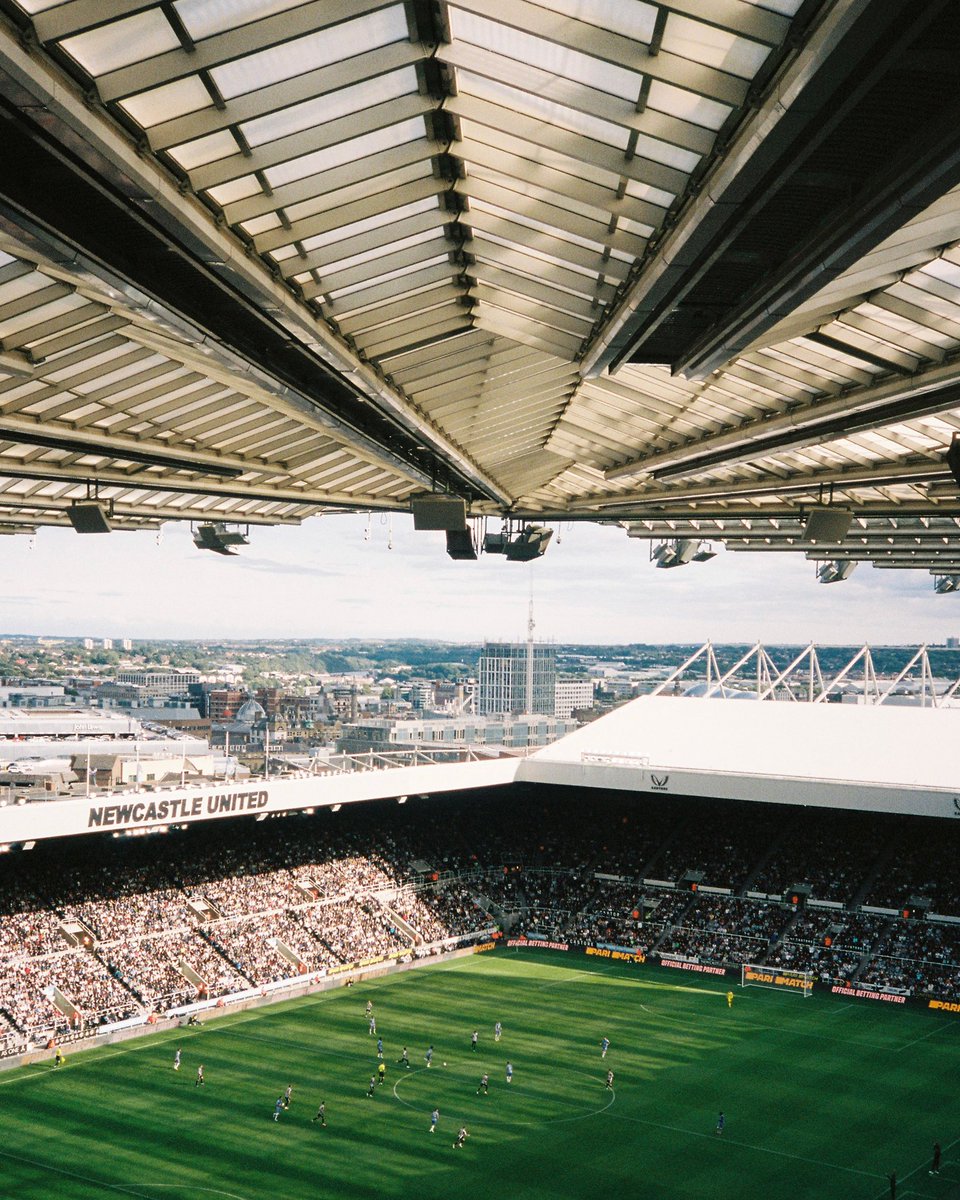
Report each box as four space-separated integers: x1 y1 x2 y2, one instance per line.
130 1189 252 1200
0 1147 177 1200
607 1111 886 1182
868 1133 960 1200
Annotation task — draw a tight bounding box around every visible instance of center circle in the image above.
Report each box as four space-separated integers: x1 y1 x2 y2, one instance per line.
391 1062 616 1129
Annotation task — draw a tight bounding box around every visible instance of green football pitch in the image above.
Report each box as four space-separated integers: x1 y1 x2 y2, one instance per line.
1 950 957 1200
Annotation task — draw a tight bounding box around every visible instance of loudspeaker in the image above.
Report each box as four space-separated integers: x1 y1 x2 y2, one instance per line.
445 529 477 560
67 503 112 534
948 434 960 486
802 506 852 544
411 495 467 531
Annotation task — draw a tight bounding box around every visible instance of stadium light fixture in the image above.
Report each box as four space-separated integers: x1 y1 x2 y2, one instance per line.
192 523 249 555
934 574 960 594
483 531 509 554
816 559 856 584
652 539 699 568
503 525 553 561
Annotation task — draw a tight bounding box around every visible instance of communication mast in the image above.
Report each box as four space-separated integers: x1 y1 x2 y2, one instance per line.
525 591 535 715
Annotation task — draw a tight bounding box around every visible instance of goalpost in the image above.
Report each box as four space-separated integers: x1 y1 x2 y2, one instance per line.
741 964 814 998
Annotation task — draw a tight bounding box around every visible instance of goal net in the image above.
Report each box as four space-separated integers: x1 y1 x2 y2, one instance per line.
741 964 814 997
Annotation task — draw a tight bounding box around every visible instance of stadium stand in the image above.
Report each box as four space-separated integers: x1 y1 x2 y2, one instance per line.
0 789 959 1051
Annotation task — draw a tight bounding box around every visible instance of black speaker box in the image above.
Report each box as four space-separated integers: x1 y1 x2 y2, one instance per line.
412 496 467 531
67 503 112 534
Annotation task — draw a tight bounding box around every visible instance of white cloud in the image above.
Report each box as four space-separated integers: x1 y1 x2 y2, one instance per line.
0 515 956 644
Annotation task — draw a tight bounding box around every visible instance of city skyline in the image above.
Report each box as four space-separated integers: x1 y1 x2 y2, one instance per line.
2 513 955 646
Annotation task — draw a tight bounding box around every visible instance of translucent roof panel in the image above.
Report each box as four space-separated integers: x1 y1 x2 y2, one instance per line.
327 255 453 301
471 198 635 263
240 69 418 149
646 80 731 130
205 175 264 207
211 9 409 99
15 0 960 560
120 76 213 129
174 0 310 42
262 118 425 189
60 11 180 76
321 229 441 276
745 0 809 16
661 14 771 78
543 0 660 43
167 129 241 172
298 197 441 254
450 9 644 103
624 178 678 210
459 73 631 152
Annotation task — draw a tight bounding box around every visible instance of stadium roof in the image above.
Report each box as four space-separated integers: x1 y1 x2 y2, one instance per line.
1 2 960 574
522 693 960 816
1 692 957 845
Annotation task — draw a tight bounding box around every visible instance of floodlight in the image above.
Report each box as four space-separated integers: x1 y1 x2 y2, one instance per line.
483 531 508 554
816 559 856 584
692 540 717 562
192 523 249 555
934 574 960 594
504 525 553 561
653 539 698 568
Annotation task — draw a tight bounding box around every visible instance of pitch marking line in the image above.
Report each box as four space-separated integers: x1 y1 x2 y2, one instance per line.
867 1133 960 1200
133 1189 251 1199
391 1064 616 1127
607 1110 886 1182
0 1147 256 1200
0 983 368 1089
639 1002 889 1051
896 1020 954 1052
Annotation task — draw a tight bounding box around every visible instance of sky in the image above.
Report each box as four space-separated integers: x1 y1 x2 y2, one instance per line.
1 513 956 645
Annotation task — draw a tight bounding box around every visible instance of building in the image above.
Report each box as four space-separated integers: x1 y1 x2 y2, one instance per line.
406 682 435 711
206 689 246 723
0 685 68 709
115 669 201 699
119 639 133 651
280 693 326 727
330 686 359 722
554 679 594 720
478 643 556 716
337 714 575 754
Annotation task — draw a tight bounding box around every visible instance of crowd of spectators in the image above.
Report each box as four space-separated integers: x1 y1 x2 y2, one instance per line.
1 791 959 1050
651 805 784 892
751 809 891 902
